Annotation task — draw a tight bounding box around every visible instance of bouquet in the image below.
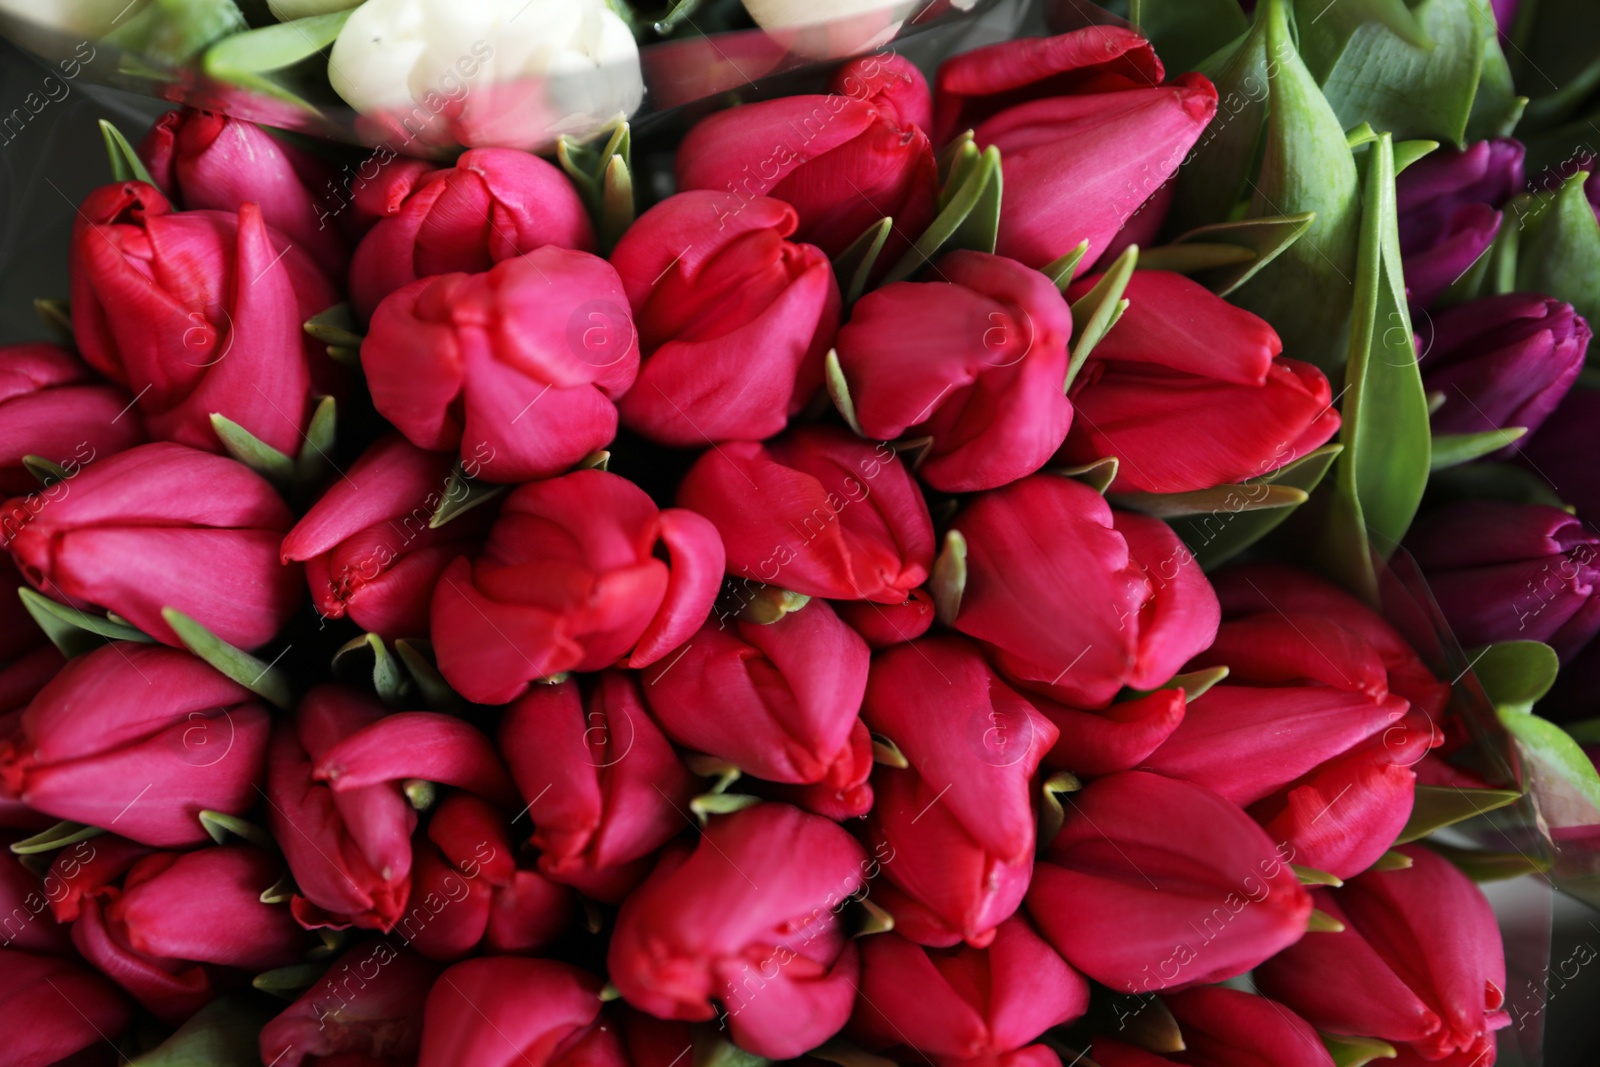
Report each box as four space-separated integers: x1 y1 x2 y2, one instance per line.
1 1 1598 1065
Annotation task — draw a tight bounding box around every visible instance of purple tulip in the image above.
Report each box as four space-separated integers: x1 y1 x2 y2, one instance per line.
1493 0 1520 34
1521 386 1600 525
1398 140 1525 308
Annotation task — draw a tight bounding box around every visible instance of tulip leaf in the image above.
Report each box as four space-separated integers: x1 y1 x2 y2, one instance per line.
1111 482 1309 519
812 1040 900 1067
1466 14 1527 141
1320 1033 1400 1067
560 121 634 246
1471 641 1560 715
1041 240 1090 292
931 529 968 627
98 121 155 185
1395 785 1522 843
1065 244 1138 390
1392 139 1441 174
209 413 295 487
1429 427 1528 470
295 395 338 490
600 153 635 254
1161 665 1231 702
198 810 274 848
834 218 894 306
855 898 897 938
18 588 155 659
948 149 1003 257
884 145 1002 285
1500 710 1600 832
690 792 764 821
937 133 981 202
252 963 326 996
1157 213 1317 296
1293 0 1431 81
1049 457 1121 495
1425 842 1552 881
1427 461 1570 510
201 10 352 110
1372 849 1413 870
1133 0 1250 75
394 639 468 713
430 464 509 529
162 607 294 710
1307 908 1346 933
22 455 71 486
305 303 364 348
737 587 811 625
694 1035 772 1067
104 0 248 68
258 871 295 905
871 734 910 769
1039 771 1084 846
1134 242 1258 275
8 821 104 856
825 349 865 437
1517 171 1600 328
128 994 278 1067
333 632 410 707
1291 864 1344 886
1171 442 1344 570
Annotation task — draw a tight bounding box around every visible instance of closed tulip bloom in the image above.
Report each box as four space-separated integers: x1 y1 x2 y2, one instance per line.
0 643 269 848
0 835 75 954
1092 986 1334 1067
948 475 1220 708
678 426 934 604
417 957 616 1067
1256 845 1510 1067
0 342 145 494
933 30 1217 274
611 191 841 445
1397 139 1524 308
349 147 595 320
0 949 133 1067
677 54 938 264
1422 294 1589 448
834 588 936 649
502 672 697 901
70 182 338 458
1035 688 1187 778
1027 771 1312 992
1058 271 1340 493
1407 500 1600 661
363 248 639 484
608 803 869 1059
260 943 440 1067
2 442 302 650
1521 388 1600 526
281 434 491 640
851 916 1089 1067
863 638 1057 948
835 251 1074 492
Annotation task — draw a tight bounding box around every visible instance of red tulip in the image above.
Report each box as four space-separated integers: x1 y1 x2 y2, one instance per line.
948 475 1220 708
1034 687 1187 778
501 671 697 902
850 916 1090 1066
416 957 616 1067
0 834 77 954
350 147 596 320
608 803 869 1059
70 182 338 458
0 342 145 495
432 469 724 705
363 248 640 483
834 589 937 649
0 949 132 1067
260 943 440 1067
0 642 269 848
0 555 61 719
677 426 934 604
611 191 841 445
281 434 490 639
1058 271 1341 493
934 29 1218 273
2 442 302 651
1027 771 1312 992
1092 986 1335 1067
835 251 1074 492
862 638 1057 948
677 54 937 265
1256 845 1510 1067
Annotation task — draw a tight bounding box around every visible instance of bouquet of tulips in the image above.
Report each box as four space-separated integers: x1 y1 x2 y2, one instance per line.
3 0 1600 1064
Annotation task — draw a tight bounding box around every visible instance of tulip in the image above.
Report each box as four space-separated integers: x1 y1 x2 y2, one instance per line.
1092 986 1335 1067
0 835 75 954
1027 771 1312 992
281 434 491 639
1058 271 1341 493
1034 688 1186 778
1422 294 1589 448
860 638 1056 948
1256 845 1510 1067
611 191 841 446
1492 0 1519 32
1 442 302 651
677 426 934 604
833 588 936 649
260 943 440 1067
363 248 639 484
50 840 310 1023
70 182 339 458
608 803 869 1059
947 474 1220 708
329 0 645 155
933 29 1218 274
740 0 916 60
851 916 1087 1066
139 108 349 270
432 468 724 705
502 671 698 901
0 642 269 848
1521 386 1600 527
349 147 596 320
417 956 617 1067
1407 500 1600 661
1397 139 1524 308
677 54 938 264
835 251 1074 492
0 342 145 495
0 948 133 1067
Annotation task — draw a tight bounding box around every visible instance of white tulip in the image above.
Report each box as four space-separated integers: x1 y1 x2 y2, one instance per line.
0 0 151 38
267 0 361 21
328 0 643 150
740 0 976 59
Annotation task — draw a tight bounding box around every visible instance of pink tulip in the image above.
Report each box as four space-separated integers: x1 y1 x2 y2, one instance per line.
1092 986 1335 1067
0 949 132 1067
1035 687 1187 778
834 589 937 649
260 943 440 1067
0 342 145 495
0 833 76 954
416 957 615 1067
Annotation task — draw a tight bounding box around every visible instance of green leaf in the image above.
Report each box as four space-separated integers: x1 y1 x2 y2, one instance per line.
694 1034 772 1067
162 607 293 709
946 148 1003 256
199 810 274 848
1039 770 1084 846
1041 240 1091 292
1049 457 1122 495
1161 665 1230 702
810 1040 902 1067
834 218 894 306
1308 908 1346 932
333 633 410 707
1429 427 1528 469
1155 213 1316 295
931 530 968 627
106 0 249 67
202 10 351 109
1466 13 1528 140
33 298 74 346
1372 849 1413 870
430 465 509 529
825 350 865 437
1427 460 1570 509
1172 443 1344 570
1111 482 1309 519
258 871 294 905
9 821 103 855
1291 864 1345 886
294 395 337 489
690 792 764 819
1065 244 1138 390
871 734 910 768
129 994 278 1066
394 640 466 713
1321 1033 1399 1067
1293 0 1431 80
1134 242 1258 275
1473 641 1561 714
1498 709 1600 829
253 963 327 996
19 588 154 658
23 455 71 485
99 121 155 185
736 587 812 625
883 146 1002 284
1395 785 1522 843
1133 0 1250 74
1518 171 1600 328
1392 139 1441 174
305 303 364 349
600 153 635 254
210 413 294 486
1425 841 1552 881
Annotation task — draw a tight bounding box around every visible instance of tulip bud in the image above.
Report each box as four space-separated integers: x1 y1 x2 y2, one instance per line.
1492 0 1519 31
851 916 1088 1066
1058 271 1340 493
948 475 1220 708
2 442 302 651
70 182 339 458
833 588 936 649
260 943 440 1067
0 834 75 954
933 29 1217 274
281 434 491 639
502 671 697 901
677 55 938 265
0 642 269 848
740 0 913 59
0 342 145 495
1256 845 1510 1066
1397 139 1524 308
1027 771 1312 992
678 426 934 604
608 803 869 1059
1092 986 1335 1067
0 948 133 1067
836 251 1074 492
417 956 617 1067
432 469 722 704
1521 386 1600 527
1422 294 1589 448
363 248 639 484
1034 687 1186 778
611 191 841 446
